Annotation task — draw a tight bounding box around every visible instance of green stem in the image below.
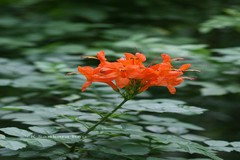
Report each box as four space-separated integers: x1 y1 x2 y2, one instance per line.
82 98 128 137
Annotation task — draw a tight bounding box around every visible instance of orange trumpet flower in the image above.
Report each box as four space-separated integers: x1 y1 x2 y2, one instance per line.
78 50 193 99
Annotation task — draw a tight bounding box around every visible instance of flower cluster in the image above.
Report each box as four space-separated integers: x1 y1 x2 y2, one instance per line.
78 51 192 99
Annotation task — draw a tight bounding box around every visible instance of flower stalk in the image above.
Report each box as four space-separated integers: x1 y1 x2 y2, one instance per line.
82 98 129 137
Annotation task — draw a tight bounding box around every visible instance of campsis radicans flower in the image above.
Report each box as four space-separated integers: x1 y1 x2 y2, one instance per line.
78 50 194 99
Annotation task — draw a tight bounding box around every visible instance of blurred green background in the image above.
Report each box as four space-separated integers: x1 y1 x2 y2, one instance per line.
0 0 240 159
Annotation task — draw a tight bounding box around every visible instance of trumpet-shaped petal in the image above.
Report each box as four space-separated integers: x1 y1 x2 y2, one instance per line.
179 64 191 71
97 50 108 66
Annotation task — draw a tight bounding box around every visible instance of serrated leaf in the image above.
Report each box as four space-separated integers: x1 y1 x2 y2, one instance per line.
21 138 56 148
181 134 208 142
0 140 27 150
29 126 58 135
204 140 229 147
123 100 206 115
208 146 233 152
23 120 55 126
178 142 223 160
0 127 32 137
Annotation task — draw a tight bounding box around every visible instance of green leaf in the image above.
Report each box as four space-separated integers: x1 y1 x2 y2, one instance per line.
123 100 206 115
1 97 19 104
0 148 19 156
178 142 223 160
23 120 55 126
113 40 141 49
34 61 70 73
0 37 34 49
54 44 86 54
0 140 27 150
1 113 54 125
28 126 58 135
145 126 167 133
204 140 229 147
2 113 42 120
64 123 88 132
211 47 240 66
199 15 240 33
181 134 208 142
0 134 5 139
140 115 177 122
12 75 51 89
167 122 204 131
167 126 188 134
230 141 240 147
19 151 39 158
231 142 240 151
62 94 81 102
188 82 227 96
0 127 32 137
208 146 233 152
120 144 150 155
21 138 57 148
0 79 12 86
96 146 124 156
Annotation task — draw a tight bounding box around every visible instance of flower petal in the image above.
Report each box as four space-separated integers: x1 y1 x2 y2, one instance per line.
82 81 92 92
179 64 191 71
167 85 176 94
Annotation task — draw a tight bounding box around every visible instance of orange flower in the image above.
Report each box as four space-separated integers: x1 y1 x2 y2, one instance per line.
78 51 193 99
141 55 191 94
117 52 146 66
78 63 118 92
115 52 147 88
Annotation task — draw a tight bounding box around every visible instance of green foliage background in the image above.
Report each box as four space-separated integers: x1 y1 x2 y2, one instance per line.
0 0 240 159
